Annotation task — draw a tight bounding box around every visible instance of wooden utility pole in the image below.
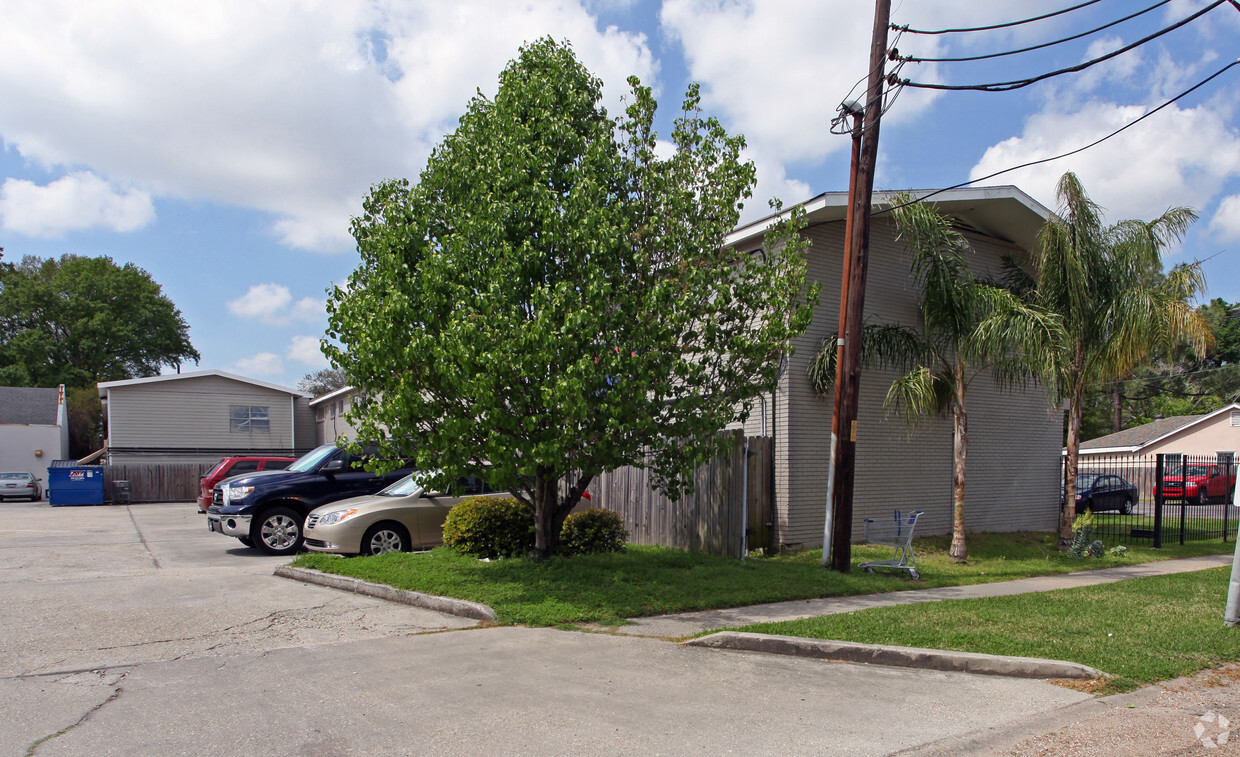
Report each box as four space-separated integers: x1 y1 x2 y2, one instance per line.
826 0 891 572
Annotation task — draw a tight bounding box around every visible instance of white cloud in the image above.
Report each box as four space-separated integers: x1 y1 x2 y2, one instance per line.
226 283 325 326
232 352 283 377
969 100 1240 223
0 171 154 237
1209 194 1240 241
0 1 655 252
286 335 329 367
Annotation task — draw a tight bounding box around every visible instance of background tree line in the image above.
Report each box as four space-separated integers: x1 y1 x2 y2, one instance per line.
0 250 199 457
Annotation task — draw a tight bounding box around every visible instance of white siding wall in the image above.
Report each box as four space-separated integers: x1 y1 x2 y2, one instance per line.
107 376 303 463
0 426 65 483
773 217 1062 547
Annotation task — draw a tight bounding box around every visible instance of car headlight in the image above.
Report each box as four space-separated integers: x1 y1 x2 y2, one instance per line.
223 485 254 505
317 508 358 526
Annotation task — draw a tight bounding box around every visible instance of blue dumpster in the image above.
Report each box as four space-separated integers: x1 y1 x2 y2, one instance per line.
48 460 106 506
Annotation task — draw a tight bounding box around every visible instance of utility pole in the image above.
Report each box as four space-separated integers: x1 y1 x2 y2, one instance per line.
825 0 891 572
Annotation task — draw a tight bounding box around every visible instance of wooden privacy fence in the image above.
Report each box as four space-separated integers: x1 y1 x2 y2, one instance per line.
586 431 773 558
103 463 214 503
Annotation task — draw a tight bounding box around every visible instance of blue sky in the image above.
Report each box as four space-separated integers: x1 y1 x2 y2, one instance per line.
1 0 1237 391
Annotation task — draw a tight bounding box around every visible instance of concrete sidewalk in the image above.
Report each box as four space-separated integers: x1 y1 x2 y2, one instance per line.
620 553 1233 639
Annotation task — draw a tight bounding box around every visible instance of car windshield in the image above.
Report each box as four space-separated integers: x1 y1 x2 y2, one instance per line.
286 445 339 473
1165 465 1212 478
378 471 428 497
206 460 228 477
1075 474 1100 489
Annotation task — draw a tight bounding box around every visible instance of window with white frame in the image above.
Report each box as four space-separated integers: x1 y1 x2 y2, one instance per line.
230 405 270 433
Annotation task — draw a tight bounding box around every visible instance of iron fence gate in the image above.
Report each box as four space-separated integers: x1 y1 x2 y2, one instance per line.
1065 452 1235 547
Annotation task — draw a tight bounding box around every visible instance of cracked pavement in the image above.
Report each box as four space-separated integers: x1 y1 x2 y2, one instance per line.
4 500 1150 756
0 501 475 755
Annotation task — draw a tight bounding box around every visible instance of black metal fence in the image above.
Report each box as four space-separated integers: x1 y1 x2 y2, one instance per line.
1066 452 1236 547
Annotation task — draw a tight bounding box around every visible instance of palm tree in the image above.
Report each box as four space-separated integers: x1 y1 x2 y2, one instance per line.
1031 172 1212 547
810 195 1062 561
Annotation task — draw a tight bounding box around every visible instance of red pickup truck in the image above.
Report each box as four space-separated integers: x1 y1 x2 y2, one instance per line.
1156 463 1238 505
197 456 297 512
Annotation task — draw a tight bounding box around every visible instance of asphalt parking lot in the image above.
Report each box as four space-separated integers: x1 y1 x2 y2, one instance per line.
1 501 1095 756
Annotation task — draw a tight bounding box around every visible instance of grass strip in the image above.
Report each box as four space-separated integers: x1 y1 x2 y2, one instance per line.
723 567 1240 693
290 531 1232 627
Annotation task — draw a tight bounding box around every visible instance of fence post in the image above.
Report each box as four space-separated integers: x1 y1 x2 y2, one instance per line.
1153 454 1165 550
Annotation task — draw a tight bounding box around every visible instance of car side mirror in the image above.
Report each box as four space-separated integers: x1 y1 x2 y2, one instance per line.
321 459 345 473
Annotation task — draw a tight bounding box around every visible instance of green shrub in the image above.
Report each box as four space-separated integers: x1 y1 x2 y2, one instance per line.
559 507 628 556
442 496 534 559
1068 510 1095 558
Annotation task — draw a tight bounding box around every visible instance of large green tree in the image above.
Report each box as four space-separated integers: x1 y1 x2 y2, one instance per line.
0 254 199 387
326 39 818 557
809 196 1061 562
1030 172 1212 546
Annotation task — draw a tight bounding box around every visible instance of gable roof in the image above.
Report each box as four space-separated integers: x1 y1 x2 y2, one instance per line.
1080 403 1240 453
726 185 1051 252
97 370 311 398
0 386 63 425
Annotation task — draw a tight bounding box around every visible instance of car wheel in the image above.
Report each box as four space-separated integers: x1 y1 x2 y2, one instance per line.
252 506 303 556
236 536 254 548
1194 490 1206 506
361 522 411 556
1120 498 1133 515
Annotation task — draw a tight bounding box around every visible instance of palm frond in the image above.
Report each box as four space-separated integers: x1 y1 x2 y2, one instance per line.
807 322 926 397
884 365 954 428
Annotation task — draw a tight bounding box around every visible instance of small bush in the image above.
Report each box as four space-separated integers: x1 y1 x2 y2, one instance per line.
442 496 534 559
1068 510 1095 558
559 507 628 556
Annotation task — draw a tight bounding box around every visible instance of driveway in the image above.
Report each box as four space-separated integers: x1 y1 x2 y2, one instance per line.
1 502 1093 756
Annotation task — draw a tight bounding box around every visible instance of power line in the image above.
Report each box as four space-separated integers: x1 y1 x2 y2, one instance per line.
899 0 1173 64
895 0 1103 35
870 58 1240 218
899 0 1226 92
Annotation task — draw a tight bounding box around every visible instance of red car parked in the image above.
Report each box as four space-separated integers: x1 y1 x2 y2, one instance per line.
1155 464 1238 505
197 456 297 512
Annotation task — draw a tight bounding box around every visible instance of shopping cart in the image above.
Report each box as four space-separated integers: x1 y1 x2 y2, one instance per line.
858 509 924 579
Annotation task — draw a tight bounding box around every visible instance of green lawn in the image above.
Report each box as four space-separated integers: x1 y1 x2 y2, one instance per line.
723 568 1240 693
289 530 1233 627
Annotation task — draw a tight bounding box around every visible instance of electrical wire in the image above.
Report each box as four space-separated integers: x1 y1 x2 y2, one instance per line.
900 0 1226 92
895 0 1103 35
871 59 1240 218
900 0 1174 63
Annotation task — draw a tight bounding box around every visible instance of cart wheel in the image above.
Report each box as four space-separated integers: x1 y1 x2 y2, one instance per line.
909 570 920 579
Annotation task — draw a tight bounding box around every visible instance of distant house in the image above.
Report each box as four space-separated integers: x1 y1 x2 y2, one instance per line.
310 385 362 445
1079 403 1240 459
726 186 1063 548
0 385 69 477
97 370 315 465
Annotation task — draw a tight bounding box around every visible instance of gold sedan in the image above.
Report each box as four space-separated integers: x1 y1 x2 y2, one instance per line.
303 472 501 556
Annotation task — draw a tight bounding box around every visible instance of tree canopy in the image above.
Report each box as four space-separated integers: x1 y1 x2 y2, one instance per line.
326 38 818 557
298 367 348 397
0 253 199 388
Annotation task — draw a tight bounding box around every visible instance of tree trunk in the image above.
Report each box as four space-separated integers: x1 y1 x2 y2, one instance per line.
531 467 557 560
530 468 594 560
1060 382 1084 549
949 386 968 563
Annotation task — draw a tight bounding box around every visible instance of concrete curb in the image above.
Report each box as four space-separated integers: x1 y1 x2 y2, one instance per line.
685 631 1104 680
274 566 496 622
